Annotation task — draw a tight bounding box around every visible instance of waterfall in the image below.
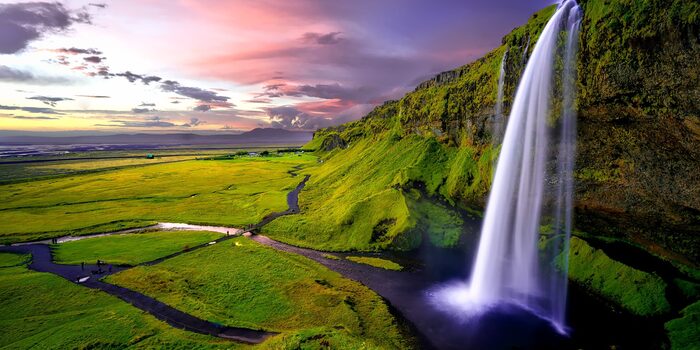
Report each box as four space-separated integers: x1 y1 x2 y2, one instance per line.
548 4 582 329
432 0 582 334
521 35 531 67
492 49 508 145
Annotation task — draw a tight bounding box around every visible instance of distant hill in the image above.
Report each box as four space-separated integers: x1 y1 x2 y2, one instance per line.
0 128 312 146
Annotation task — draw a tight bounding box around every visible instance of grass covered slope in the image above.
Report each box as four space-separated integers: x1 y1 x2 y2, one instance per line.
346 256 403 271
0 253 235 349
0 154 314 244
665 301 700 350
263 135 477 251
565 237 670 316
260 6 560 252
53 230 224 266
106 237 411 349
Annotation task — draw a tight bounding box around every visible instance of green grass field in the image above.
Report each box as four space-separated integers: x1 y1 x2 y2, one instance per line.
106 237 411 349
0 154 316 244
0 253 238 349
53 230 224 266
345 256 403 271
0 149 242 184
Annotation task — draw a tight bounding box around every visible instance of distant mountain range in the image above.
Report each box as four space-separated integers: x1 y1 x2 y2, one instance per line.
0 128 313 146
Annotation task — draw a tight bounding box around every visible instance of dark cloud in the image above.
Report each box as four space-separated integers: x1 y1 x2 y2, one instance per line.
171 100 181 104
182 117 204 127
0 104 62 114
131 107 156 114
83 55 102 63
89 3 107 9
0 64 70 84
0 2 93 54
114 71 157 84
0 65 33 81
27 95 73 106
302 32 343 45
76 95 110 98
53 47 102 55
142 76 162 85
12 115 58 120
245 98 272 104
139 102 155 107
160 80 231 105
262 83 376 103
193 104 211 112
96 116 176 128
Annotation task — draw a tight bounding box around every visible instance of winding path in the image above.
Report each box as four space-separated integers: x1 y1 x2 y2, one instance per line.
0 241 275 343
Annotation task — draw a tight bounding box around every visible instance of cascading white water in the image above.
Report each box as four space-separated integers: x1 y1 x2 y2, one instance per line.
521 35 531 67
492 49 508 145
547 4 582 328
432 0 582 334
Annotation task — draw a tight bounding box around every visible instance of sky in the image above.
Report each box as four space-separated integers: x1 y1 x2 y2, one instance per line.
0 0 552 134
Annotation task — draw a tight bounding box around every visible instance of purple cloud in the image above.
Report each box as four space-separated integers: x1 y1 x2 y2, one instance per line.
193 104 211 112
54 47 102 55
0 64 70 84
83 55 103 63
0 104 62 114
302 32 343 45
0 2 93 54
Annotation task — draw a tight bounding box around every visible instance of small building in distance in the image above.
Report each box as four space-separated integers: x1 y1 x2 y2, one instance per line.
146 153 155 159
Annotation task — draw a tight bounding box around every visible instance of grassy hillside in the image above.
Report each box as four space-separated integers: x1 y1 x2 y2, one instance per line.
262 0 700 333
107 237 412 349
292 0 700 265
263 135 476 251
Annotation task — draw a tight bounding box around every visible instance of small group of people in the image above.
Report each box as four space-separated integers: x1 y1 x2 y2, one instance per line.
83 259 112 274
50 237 59 244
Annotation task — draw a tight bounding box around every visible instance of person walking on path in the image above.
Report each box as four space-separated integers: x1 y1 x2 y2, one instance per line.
81 262 84 271
108 264 112 273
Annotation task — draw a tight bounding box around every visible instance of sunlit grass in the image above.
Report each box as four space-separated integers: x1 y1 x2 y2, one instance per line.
0 253 237 349
345 256 403 271
0 154 315 244
106 237 410 349
53 230 224 266
263 135 477 251
565 237 670 316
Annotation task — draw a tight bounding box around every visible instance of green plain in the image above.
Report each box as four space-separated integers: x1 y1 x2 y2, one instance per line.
53 230 224 266
106 237 410 349
0 154 315 244
0 253 237 349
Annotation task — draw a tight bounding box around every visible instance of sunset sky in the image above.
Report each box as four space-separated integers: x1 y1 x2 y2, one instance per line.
0 0 552 134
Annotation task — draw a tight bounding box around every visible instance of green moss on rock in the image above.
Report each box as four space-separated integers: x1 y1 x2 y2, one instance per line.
566 236 671 316
664 301 700 350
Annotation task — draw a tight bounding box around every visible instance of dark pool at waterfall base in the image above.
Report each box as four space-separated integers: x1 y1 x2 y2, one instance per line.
340 216 667 349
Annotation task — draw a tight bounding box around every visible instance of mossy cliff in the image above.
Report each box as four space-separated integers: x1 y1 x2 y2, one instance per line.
293 0 700 266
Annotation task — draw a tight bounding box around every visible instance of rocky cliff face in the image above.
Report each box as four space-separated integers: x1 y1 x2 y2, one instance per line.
311 0 700 263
